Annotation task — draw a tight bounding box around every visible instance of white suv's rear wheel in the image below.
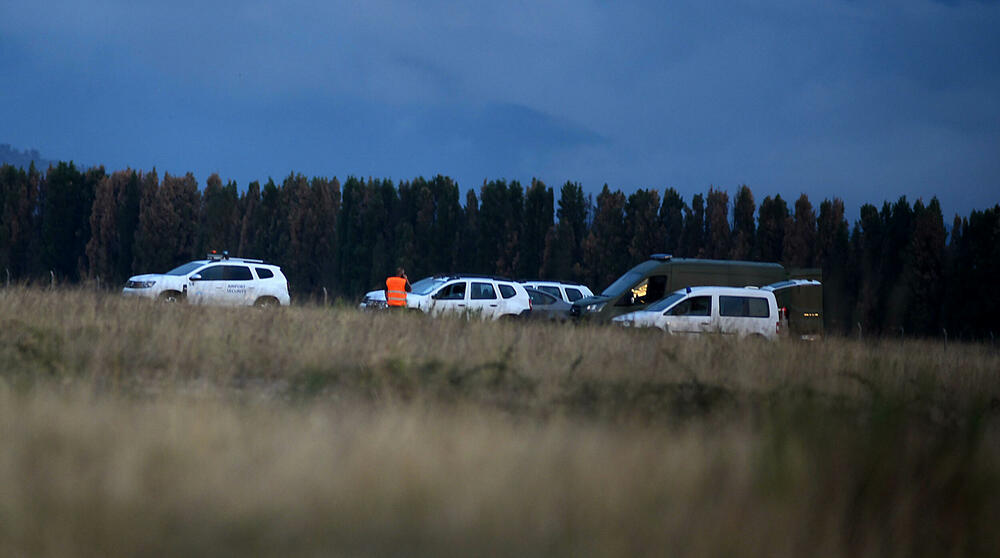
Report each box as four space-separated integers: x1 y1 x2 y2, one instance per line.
254 296 279 308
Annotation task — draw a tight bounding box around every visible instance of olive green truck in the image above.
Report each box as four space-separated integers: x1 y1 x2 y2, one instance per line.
569 254 824 339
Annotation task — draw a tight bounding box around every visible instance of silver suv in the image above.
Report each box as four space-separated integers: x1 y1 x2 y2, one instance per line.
123 252 291 306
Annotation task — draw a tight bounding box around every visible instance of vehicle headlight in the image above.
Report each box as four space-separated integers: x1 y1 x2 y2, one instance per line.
127 280 156 289
585 302 606 312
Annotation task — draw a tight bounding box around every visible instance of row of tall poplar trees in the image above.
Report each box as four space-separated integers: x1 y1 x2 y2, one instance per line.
1 161 997 339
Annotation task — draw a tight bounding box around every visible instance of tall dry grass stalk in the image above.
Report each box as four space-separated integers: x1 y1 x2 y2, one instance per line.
1 288 998 557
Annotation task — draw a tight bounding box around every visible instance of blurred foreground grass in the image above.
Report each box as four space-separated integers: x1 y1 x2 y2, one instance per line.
1 288 999 557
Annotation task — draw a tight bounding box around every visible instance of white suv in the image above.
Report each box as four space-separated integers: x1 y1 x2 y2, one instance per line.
406 275 531 320
123 253 291 306
521 281 594 304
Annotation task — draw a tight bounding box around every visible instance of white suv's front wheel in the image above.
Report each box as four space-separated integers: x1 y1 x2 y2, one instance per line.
159 291 184 303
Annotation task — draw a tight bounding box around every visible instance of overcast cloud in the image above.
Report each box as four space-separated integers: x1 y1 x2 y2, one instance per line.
1 0 998 218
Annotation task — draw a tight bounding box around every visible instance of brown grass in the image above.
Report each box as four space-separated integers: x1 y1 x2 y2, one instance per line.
1 287 999 557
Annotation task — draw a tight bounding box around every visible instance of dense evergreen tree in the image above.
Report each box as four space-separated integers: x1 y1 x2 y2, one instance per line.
238 181 262 258
39 162 101 281
944 205 999 338
558 181 588 252
285 175 338 296
541 181 587 281
198 173 240 256
86 170 142 284
459 189 481 273
625 188 662 266
428 175 462 274
853 203 884 334
783 194 817 269
682 193 706 258
478 179 523 277
0 163 39 279
394 179 419 276
704 188 731 260
363 178 395 291
730 185 755 260
282 173 315 294
337 176 368 295
756 194 788 263
521 179 554 278
903 198 946 336
582 185 627 290
658 187 686 257
880 198 914 333
817 198 851 334
133 171 200 274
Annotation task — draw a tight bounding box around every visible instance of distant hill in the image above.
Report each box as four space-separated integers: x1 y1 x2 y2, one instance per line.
0 143 59 171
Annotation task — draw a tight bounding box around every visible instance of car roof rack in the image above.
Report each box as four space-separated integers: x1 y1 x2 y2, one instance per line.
207 250 265 264
432 273 515 282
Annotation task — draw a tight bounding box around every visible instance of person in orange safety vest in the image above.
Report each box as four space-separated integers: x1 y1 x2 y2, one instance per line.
385 267 411 308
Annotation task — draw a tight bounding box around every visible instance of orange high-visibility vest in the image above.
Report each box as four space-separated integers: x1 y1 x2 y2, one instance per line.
386 276 407 307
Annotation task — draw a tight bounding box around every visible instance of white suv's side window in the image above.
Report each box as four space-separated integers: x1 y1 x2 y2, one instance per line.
565 288 583 302
470 282 497 300
224 266 253 280
198 265 226 280
538 286 561 299
437 282 466 300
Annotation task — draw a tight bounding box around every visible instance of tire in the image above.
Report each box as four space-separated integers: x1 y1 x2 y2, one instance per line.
254 297 279 308
158 291 184 303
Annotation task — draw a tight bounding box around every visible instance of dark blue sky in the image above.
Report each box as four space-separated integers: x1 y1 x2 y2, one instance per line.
2 1 998 219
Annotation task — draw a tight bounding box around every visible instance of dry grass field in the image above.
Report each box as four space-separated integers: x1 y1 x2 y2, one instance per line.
1 287 999 557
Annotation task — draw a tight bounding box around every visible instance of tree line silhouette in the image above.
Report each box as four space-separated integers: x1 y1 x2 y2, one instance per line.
1 161 997 339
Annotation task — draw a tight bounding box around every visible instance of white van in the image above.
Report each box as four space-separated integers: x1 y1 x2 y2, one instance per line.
612 286 780 340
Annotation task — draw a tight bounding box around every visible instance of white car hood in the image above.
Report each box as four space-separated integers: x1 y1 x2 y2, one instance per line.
612 310 661 329
128 273 166 283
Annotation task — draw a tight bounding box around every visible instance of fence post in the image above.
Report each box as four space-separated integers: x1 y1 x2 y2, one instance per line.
323 287 328 306
857 322 862 341
5 268 9 289
50 270 55 289
942 328 948 352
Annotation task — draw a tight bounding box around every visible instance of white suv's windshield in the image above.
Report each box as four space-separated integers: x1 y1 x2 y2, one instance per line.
165 262 204 276
645 292 686 312
411 277 446 295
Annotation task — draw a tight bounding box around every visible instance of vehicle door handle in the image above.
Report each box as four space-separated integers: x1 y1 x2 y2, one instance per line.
489 304 498 307
458 304 466 307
